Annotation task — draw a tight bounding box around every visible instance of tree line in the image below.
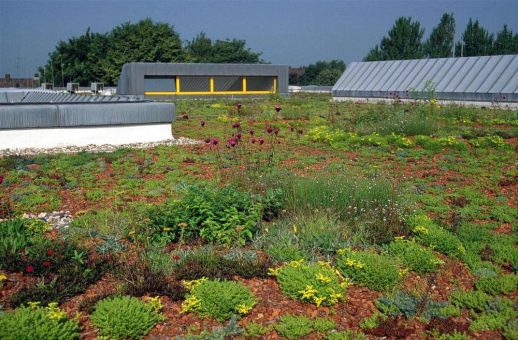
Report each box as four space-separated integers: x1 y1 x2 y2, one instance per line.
365 14 518 61
39 19 263 86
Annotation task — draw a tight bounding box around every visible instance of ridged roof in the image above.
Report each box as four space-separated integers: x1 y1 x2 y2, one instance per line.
333 55 518 102
0 90 141 104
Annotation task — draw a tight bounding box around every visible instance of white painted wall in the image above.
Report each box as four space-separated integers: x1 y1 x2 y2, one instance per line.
0 124 173 150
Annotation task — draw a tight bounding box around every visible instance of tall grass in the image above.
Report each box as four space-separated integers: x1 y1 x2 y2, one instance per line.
280 175 409 244
355 109 438 136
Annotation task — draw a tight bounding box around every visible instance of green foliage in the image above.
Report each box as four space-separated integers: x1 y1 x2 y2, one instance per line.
469 135 508 148
385 239 443 274
275 315 314 339
432 331 471 340
450 289 492 313
326 330 369 340
469 297 516 332
10 257 108 307
258 213 350 261
455 18 494 57
291 60 346 86
274 260 346 306
281 175 407 244
176 315 244 339
424 13 456 58
313 318 336 333
410 215 465 257
365 17 425 61
148 185 261 246
173 246 272 280
475 274 518 296
185 32 263 63
0 218 40 270
181 279 257 321
375 290 454 321
337 249 401 291
0 303 80 340
91 296 163 339
244 322 270 338
493 24 518 55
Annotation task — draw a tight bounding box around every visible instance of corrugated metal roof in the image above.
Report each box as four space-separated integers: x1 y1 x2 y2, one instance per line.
0 89 143 104
332 55 518 102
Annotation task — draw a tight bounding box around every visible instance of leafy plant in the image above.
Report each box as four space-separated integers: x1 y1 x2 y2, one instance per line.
91 295 164 339
147 185 261 246
0 218 45 271
0 303 80 340
244 322 270 338
273 260 347 306
275 314 314 339
313 317 336 333
410 215 465 257
385 238 443 274
450 289 492 313
337 248 401 291
475 274 518 295
181 278 257 321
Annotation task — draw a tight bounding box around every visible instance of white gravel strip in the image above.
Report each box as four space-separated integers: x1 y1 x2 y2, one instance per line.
0 137 201 157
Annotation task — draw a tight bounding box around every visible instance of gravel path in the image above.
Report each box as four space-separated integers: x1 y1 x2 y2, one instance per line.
0 137 200 157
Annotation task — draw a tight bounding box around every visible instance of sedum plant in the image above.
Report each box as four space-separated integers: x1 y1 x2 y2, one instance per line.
272 260 348 307
336 248 401 292
181 278 257 321
0 302 80 340
90 295 164 339
385 238 443 274
410 215 465 257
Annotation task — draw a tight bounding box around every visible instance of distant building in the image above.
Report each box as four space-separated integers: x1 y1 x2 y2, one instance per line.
0 74 40 88
117 63 289 98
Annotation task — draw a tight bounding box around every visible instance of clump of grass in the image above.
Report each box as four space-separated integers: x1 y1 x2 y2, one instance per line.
280 175 409 244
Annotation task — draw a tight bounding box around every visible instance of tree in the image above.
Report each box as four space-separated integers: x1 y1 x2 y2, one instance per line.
364 17 425 61
492 24 518 55
424 13 455 58
185 33 263 63
292 60 345 86
455 18 493 57
100 18 184 85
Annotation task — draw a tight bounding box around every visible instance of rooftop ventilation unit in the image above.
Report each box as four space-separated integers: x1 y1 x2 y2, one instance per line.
66 83 79 93
91 83 104 94
41 83 54 90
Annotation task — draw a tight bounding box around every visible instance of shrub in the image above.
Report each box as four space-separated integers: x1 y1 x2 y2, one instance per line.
275 315 314 339
337 248 401 291
410 215 465 257
91 296 163 339
273 260 347 306
385 239 443 274
10 257 108 307
470 135 507 148
469 297 516 332
148 185 261 246
0 303 80 340
173 246 271 280
0 218 46 271
181 278 257 321
475 274 518 296
244 322 270 338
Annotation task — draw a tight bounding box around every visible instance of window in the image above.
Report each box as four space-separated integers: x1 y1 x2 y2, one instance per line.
246 76 275 92
179 76 210 92
144 76 175 92
214 76 243 92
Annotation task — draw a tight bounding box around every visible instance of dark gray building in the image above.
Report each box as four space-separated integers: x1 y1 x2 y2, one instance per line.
117 63 289 98
333 55 518 103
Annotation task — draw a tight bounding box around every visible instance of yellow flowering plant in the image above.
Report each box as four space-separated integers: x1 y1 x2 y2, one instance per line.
275 260 346 307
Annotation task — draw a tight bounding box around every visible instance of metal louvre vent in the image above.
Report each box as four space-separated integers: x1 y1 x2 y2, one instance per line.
180 76 210 92
247 76 274 91
214 76 243 92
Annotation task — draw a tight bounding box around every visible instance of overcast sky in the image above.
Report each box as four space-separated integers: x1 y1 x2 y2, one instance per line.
1 0 517 77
